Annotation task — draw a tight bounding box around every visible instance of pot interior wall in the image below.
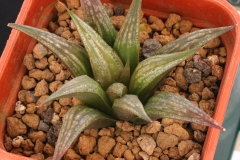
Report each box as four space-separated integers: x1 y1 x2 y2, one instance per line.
0 0 239 159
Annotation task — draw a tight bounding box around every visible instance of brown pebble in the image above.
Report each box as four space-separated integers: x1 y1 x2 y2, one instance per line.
7 117 27 137
78 135 96 155
22 114 40 129
98 136 116 157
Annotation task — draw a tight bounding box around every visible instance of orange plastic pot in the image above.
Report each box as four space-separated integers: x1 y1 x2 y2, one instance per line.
0 0 239 159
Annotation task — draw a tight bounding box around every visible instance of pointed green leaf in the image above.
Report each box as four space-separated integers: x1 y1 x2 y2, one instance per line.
113 0 142 74
153 25 235 55
144 91 224 130
80 0 117 46
42 75 113 115
8 23 92 77
53 105 116 160
112 94 152 122
119 62 131 86
129 48 198 103
67 9 123 90
106 83 128 103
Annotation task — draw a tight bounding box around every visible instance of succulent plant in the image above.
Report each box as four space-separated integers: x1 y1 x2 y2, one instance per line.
8 0 234 159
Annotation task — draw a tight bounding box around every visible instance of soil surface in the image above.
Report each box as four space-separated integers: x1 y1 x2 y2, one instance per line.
4 0 227 160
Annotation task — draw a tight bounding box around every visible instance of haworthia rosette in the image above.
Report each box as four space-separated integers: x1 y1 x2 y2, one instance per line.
42 75 113 115
112 94 152 122
53 105 116 160
8 23 92 77
153 25 235 55
144 91 224 130
80 0 117 46
67 9 124 90
113 0 142 74
129 48 198 103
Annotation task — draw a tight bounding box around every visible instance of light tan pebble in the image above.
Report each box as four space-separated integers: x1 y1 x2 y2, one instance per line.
28 131 46 143
165 13 181 28
219 56 226 64
55 26 64 36
150 18 165 31
164 123 189 140
34 139 44 153
178 140 194 156
18 90 27 102
51 113 60 125
219 47 227 56
15 101 26 114
73 7 84 20
160 85 180 93
98 128 112 137
160 155 170 160
59 106 71 118
164 77 177 87
29 69 43 81
66 0 80 9
7 117 27 137
188 81 205 94
212 65 223 80
207 55 219 65
22 114 40 129
30 153 45 160
21 75 37 90
72 97 83 106
146 121 161 134
42 69 55 82
153 147 163 158
161 28 171 35
53 101 61 113
188 153 200 160
204 37 221 48
35 57 48 69
43 143 54 156
180 20 193 34
78 135 96 155
33 43 48 59
98 136 116 157
55 1 66 13
121 121 135 132
188 93 200 102
12 136 24 147
58 12 70 21
117 136 127 144
56 70 71 81
86 153 104 160
168 146 181 159
34 79 49 97
139 151 150 160
137 134 156 155
120 131 133 142
113 142 128 157
124 149 135 160
201 87 215 100
64 149 81 160
153 33 176 45
23 54 35 70
59 97 72 106
110 16 126 29
156 132 179 150
49 61 62 74
196 48 208 58
140 31 150 44
61 30 72 39
199 100 214 116
49 81 63 93
190 123 208 132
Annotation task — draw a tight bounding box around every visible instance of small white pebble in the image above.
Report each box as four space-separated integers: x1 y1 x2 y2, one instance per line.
12 136 24 147
15 101 26 114
51 113 60 125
